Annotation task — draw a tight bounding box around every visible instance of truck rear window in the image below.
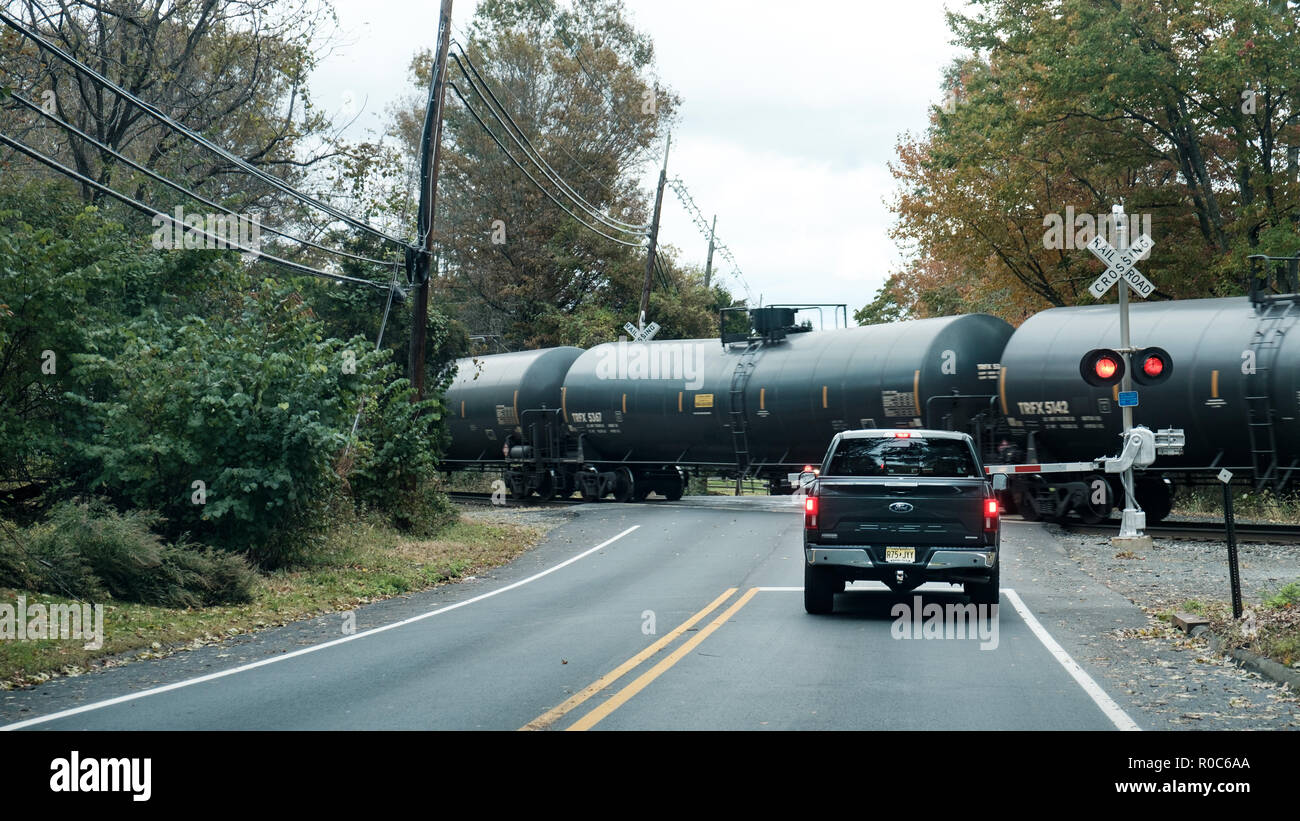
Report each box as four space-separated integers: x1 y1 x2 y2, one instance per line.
825 437 979 478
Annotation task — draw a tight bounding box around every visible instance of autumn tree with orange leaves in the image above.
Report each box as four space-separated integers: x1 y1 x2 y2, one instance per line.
866 0 1300 327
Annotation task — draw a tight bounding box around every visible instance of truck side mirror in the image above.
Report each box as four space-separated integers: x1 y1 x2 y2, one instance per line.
991 474 1008 492
798 471 817 487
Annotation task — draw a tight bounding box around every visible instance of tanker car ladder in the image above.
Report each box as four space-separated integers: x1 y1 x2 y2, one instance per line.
728 340 762 488
1245 303 1300 490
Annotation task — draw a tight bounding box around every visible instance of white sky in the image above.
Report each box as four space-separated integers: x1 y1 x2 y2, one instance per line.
309 0 966 325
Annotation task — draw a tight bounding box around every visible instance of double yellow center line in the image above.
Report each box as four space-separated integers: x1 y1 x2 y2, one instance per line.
521 587 760 731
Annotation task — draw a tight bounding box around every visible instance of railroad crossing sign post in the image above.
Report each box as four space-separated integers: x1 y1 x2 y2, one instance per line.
1087 205 1155 543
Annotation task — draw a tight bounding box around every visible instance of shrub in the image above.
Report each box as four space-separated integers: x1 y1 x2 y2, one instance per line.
6 499 255 607
64 283 386 565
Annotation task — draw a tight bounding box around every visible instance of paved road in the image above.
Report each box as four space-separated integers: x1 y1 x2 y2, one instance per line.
4 499 1144 730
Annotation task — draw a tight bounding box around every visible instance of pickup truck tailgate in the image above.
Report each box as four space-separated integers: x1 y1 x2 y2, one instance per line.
816 479 986 546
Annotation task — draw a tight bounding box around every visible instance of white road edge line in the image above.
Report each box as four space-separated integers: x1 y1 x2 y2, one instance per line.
1 525 641 731
1003 588 1141 732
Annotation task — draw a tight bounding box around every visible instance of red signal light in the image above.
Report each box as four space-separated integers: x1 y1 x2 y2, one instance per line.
1132 346 1173 386
1080 348 1125 387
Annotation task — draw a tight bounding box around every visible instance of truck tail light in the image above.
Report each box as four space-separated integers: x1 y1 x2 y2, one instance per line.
984 497 999 532
804 495 818 530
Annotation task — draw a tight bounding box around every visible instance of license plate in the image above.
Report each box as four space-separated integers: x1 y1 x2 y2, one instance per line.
885 547 915 563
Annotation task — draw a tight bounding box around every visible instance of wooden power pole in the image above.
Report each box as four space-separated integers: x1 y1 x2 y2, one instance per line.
639 135 670 329
410 0 454 400
703 213 717 289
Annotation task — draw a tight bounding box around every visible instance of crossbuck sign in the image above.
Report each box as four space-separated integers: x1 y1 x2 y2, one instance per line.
623 321 661 342
1086 233 1155 299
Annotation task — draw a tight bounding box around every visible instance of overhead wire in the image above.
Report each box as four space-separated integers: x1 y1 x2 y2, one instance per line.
446 80 648 248
0 132 394 291
0 8 412 251
450 22 637 220
451 41 648 234
4 89 400 269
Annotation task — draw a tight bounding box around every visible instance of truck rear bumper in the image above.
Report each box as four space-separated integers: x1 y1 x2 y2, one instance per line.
805 547 996 572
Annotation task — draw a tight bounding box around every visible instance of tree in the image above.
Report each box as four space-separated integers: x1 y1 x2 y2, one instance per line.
371 0 724 348
0 0 353 230
884 0 1300 323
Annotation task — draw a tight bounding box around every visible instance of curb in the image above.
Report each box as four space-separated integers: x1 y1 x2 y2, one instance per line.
1198 628 1300 692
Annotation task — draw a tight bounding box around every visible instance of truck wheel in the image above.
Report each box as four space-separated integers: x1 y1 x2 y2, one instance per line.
804 562 835 614
964 562 1000 605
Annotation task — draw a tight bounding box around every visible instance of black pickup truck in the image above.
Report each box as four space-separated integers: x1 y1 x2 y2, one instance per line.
801 429 1006 614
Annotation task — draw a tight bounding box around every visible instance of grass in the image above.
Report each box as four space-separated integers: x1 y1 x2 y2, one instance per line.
703 477 769 496
0 514 542 688
1176 581 1300 670
1171 486 1300 525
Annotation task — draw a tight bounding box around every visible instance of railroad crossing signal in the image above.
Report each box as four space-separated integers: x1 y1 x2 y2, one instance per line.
1079 345 1172 388
1131 346 1173 385
1086 232 1155 298
1080 348 1125 387
623 321 660 342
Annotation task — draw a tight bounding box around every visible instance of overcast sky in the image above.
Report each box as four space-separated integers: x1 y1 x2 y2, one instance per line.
309 0 966 326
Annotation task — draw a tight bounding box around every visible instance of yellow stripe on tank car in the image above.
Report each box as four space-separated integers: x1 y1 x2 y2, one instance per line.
460 400 465 418
678 391 683 412
760 387 765 411
561 387 568 422
822 385 828 409
998 367 1008 415
622 393 627 414
913 370 921 416
1211 369 1220 399
513 390 518 421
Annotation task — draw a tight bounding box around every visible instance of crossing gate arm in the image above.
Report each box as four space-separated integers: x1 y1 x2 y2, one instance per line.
984 461 1103 475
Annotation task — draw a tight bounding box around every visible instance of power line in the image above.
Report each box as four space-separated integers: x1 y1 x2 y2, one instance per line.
0 9 412 251
5 89 399 270
451 42 648 234
0 132 395 291
450 23 637 216
446 80 649 248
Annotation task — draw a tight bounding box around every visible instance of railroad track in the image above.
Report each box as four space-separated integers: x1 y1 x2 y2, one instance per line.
446 491 583 508
1054 518 1300 544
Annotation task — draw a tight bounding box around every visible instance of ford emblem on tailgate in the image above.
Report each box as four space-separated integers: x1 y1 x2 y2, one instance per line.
888 502 914 513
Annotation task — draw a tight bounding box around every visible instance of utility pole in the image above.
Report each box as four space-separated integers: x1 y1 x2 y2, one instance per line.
704 213 716 289
640 135 670 330
410 0 454 400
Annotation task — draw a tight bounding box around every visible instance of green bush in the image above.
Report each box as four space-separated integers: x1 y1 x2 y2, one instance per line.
64 284 386 565
3 499 255 607
1264 582 1300 610
346 376 454 534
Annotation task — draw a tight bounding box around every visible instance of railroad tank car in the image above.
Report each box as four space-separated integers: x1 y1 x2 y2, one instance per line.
444 347 582 464
561 313 1014 474
998 297 1300 481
